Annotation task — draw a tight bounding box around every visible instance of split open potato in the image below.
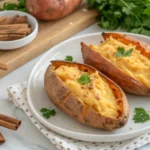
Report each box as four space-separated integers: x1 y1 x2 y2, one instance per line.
81 33 150 95
44 61 129 130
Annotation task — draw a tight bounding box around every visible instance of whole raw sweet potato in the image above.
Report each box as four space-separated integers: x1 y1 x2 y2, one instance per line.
26 0 82 20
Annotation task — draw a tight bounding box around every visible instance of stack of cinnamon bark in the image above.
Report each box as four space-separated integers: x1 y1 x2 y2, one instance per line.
0 114 21 145
0 14 32 41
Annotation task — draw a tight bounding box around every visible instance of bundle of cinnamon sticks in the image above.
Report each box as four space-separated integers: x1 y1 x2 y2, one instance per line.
0 114 21 145
0 14 32 41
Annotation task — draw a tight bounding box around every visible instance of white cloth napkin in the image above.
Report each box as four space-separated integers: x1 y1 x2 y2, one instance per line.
7 82 150 150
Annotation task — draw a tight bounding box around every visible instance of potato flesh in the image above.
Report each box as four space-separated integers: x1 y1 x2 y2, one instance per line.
90 37 150 88
54 65 120 119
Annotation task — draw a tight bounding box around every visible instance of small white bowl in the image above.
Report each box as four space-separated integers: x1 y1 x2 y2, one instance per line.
0 10 38 50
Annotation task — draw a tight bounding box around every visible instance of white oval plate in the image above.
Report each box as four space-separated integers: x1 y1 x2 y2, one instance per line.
27 32 150 142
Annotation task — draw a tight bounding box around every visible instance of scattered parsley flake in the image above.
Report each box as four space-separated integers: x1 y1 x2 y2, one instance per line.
40 108 56 119
114 47 133 58
133 108 150 123
65 56 73 62
78 74 91 84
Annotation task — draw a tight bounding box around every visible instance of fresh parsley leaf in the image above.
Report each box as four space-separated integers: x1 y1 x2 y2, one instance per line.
143 8 150 16
40 108 56 119
78 74 91 84
114 47 133 58
124 48 133 57
40 108 48 113
122 7 131 15
133 108 150 123
65 56 73 62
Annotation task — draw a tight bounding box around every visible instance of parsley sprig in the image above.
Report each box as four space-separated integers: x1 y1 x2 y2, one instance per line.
88 0 150 36
133 108 150 123
0 0 27 12
78 74 91 84
114 47 133 58
65 56 73 62
40 108 56 119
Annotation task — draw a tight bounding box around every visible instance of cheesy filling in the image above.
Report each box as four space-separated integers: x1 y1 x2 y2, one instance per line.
90 37 150 88
55 65 120 119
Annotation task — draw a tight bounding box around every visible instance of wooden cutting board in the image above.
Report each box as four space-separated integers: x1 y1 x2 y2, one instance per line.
0 0 98 78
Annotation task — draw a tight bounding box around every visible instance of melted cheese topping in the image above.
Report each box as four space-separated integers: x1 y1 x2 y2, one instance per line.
90 37 150 88
55 65 120 119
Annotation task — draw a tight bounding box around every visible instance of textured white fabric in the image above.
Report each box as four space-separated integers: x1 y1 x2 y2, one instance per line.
7 82 150 150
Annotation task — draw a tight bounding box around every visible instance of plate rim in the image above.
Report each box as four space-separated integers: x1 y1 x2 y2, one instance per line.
27 31 150 142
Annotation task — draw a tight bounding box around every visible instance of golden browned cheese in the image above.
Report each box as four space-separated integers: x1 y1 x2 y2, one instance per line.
54 65 121 119
90 37 150 89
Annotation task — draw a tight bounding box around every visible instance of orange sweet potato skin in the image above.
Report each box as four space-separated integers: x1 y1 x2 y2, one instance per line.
26 0 82 20
44 61 129 130
81 33 150 95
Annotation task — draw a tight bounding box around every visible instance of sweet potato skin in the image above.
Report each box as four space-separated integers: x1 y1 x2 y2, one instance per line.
81 39 150 95
44 61 129 130
26 0 82 20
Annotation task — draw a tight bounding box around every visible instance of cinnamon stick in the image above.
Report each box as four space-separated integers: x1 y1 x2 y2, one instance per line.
0 32 26 35
0 15 19 24
0 120 18 130
0 132 5 145
0 16 6 24
0 34 26 41
14 16 28 24
0 28 32 35
0 114 21 130
0 114 21 126
8 14 19 24
0 24 28 30
0 18 10 25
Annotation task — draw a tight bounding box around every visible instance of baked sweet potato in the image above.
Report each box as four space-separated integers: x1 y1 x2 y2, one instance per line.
81 32 150 95
26 0 82 20
44 61 129 130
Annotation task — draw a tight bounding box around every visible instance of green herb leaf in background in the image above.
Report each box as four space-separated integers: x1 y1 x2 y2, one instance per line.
133 108 150 123
2 3 18 10
78 74 91 84
40 108 56 119
65 56 73 62
114 47 133 58
87 0 150 36
0 0 27 12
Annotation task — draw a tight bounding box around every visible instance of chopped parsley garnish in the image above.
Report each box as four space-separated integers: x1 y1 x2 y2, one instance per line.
78 74 91 84
133 108 150 123
40 108 56 119
114 47 133 58
65 56 73 62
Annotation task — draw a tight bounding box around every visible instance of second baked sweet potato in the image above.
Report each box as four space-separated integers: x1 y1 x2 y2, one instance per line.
81 33 150 95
